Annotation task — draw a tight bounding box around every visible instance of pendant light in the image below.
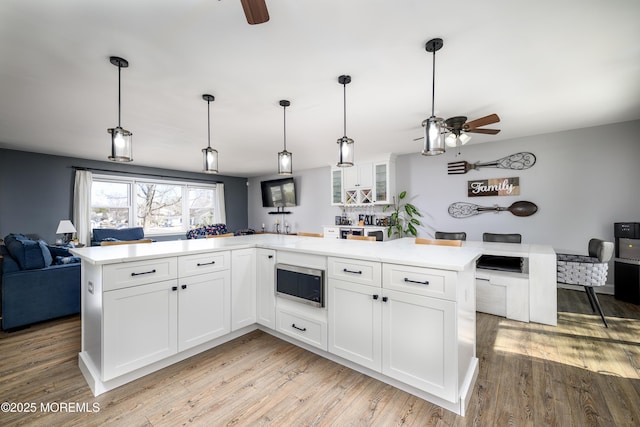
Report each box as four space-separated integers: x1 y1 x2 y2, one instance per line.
336 75 354 167
421 38 445 156
201 94 219 174
107 56 133 162
277 100 293 175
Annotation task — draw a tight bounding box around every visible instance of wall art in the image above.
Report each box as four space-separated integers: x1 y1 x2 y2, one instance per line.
448 200 538 218
468 177 519 197
447 152 536 174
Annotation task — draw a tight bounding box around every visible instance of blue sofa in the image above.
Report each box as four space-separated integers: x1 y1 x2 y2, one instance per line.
1 234 80 330
91 227 145 246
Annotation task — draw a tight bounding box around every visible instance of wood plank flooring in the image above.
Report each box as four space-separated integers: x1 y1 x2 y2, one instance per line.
2 288 640 426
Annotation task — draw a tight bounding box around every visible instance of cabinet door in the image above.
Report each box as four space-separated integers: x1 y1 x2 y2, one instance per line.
374 162 388 203
231 249 257 331
331 168 343 205
381 289 457 402
256 249 276 329
342 165 359 190
103 280 178 381
328 279 382 371
357 162 374 188
178 270 231 352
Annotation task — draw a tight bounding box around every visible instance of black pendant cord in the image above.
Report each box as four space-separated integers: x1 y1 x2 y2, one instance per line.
343 81 347 137
207 99 211 149
283 104 287 151
430 48 436 117
117 64 122 127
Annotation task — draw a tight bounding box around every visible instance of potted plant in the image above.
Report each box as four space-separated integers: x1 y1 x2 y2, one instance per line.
384 191 423 238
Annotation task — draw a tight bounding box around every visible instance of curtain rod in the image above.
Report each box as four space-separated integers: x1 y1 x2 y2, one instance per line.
71 166 223 184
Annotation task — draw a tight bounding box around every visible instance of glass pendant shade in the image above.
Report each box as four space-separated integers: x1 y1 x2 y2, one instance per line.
421 116 445 156
278 149 292 175
445 132 471 147
202 146 218 174
108 126 133 161
337 136 354 167
107 56 132 162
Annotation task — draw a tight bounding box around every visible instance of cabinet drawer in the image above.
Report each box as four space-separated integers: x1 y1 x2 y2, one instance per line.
103 257 177 291
178 251 230 277
383 264 455 300
276 308 327 351
328 257 381 286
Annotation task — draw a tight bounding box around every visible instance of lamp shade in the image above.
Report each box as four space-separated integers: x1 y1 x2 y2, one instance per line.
108 126 133 161
278 149 292 175
56 220 77 234
421 116 445 156
337 136 354 167
202 147 219 174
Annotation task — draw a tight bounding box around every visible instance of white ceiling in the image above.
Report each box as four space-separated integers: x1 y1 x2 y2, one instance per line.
1 0 639 177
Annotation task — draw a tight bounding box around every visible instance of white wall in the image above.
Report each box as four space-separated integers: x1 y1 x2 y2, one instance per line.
248 120 640 256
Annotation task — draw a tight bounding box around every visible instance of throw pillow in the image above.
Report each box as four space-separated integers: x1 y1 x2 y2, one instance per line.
38 240 53 267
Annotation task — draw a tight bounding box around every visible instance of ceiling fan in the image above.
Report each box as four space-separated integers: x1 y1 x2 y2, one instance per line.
417 38 501 155
240 0 270 25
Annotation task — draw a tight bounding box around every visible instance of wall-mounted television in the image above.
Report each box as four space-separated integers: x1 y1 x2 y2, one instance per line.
261 177 297 208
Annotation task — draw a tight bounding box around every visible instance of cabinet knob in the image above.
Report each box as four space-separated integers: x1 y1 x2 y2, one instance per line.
171 286 178 291
181 284 187 290
372 294 379 300
268 255 274 259
382 296 388 302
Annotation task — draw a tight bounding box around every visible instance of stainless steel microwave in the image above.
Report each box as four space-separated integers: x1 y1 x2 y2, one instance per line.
275 263 325 307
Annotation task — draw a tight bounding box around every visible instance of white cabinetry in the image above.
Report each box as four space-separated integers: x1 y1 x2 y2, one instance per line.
334 156 395 206
328 258 466 404
256 249 276 328
231 249 256 331
328 258 382 370
100 253 231 381
103 279 178 381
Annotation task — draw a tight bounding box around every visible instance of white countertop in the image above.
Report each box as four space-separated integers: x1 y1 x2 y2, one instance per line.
70 235 485 271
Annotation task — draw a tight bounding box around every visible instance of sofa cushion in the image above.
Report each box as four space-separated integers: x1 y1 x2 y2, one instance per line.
0 245 21 274
3 234 52 270
92 227 145 244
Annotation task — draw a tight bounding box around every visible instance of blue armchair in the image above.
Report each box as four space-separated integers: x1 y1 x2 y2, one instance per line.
91 227 145 246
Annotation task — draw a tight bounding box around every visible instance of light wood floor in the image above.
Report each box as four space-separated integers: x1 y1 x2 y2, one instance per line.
2 289 640 426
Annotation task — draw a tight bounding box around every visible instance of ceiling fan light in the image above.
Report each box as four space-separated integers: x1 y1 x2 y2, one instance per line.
202 147 218 174
421 117 445 156
108 126 133 162
337 136 354 167
445 133 457 147
459 133 471 145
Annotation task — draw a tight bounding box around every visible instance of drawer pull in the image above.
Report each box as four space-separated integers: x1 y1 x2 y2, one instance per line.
343 268 363 275
404 277 429 286
196 261 216 266
291 323 307 332
171 286 178 291
131 269 156 277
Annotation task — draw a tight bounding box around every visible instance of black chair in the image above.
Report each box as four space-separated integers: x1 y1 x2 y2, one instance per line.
482 233 522 243
477 233 523 272
557 238 614 327
435 231 467 241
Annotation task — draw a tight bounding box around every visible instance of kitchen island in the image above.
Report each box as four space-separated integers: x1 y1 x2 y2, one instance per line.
71 235 482 415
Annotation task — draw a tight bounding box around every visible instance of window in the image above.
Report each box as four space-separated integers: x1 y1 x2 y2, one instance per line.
91 175 220 236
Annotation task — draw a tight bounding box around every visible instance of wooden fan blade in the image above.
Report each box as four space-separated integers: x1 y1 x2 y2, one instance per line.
464 114 500 130
466 128 501 135
241 0 269 25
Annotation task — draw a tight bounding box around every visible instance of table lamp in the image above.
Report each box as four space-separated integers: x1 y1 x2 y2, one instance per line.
56 220 77 244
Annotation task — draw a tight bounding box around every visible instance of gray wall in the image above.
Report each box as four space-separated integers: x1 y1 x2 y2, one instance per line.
248 119 640 256
0 149 248 243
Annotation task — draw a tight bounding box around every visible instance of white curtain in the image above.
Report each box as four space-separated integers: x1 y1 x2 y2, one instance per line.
73 170 92 246
215 183 226 224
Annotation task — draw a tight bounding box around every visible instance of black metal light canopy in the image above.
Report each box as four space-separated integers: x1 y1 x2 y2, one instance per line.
278 99 293 175
107 56 133 162
336 74 354 167
202 94 219 174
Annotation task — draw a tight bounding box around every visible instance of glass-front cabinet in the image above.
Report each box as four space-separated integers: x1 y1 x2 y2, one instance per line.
331 168 343 206
331 156 395 206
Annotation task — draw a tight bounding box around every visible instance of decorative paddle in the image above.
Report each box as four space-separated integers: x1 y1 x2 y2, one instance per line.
448 201 538 218
447 152 536 174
